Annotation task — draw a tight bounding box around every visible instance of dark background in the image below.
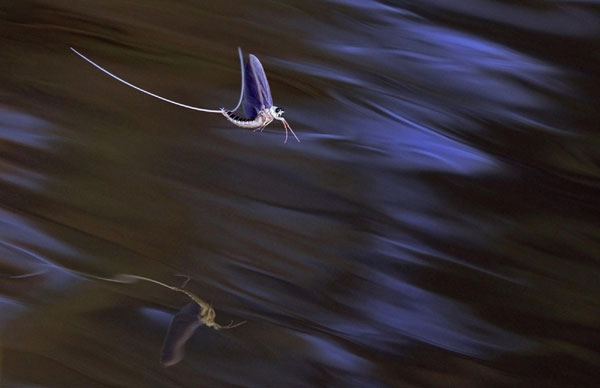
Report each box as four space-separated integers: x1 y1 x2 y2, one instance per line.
1 1 600 387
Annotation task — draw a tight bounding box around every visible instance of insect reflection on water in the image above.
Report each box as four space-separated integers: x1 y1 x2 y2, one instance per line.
115 274 246 367
3 241 245 367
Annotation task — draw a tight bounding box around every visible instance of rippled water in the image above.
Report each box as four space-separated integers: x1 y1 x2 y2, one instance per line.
2 1 600 387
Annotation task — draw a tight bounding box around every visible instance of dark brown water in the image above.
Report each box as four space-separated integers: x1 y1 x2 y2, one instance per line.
2 1 600 387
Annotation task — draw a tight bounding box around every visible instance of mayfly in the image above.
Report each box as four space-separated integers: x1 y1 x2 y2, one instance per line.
1 240 245 367
70 47 300 143
114 274 246 367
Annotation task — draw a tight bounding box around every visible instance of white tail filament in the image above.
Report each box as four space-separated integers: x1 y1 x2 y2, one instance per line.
70 47 246 114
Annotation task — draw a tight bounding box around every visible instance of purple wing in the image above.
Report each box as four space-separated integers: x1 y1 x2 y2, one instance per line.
160 303 202 367
243 54 273 119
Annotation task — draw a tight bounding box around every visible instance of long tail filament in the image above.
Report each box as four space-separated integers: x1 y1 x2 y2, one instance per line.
70 47 229 113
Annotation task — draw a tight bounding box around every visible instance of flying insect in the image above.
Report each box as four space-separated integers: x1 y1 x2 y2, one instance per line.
70 47 300 143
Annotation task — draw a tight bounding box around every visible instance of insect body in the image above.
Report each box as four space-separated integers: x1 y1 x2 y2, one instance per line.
222 107 273 129
221 105 295 141
70 47 300 142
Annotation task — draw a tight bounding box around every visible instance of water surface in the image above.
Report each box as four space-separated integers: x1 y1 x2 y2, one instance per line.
1 1 600 387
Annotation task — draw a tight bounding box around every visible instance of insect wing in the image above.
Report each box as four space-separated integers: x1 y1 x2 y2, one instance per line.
160 302 202 367
243 54 273 118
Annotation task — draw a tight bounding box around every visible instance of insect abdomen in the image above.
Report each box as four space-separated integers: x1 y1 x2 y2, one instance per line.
221 109 266 128
226 111 251 122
